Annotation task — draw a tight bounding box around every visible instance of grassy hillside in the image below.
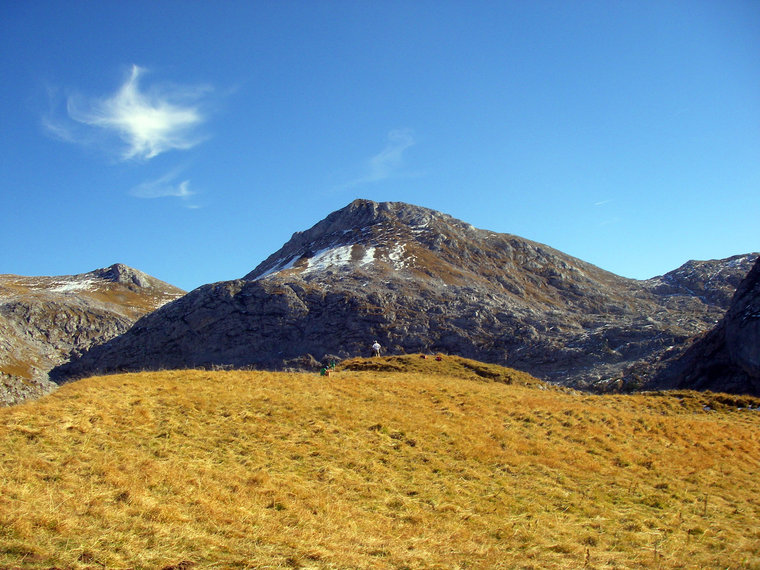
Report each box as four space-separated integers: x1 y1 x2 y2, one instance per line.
1 355 759 569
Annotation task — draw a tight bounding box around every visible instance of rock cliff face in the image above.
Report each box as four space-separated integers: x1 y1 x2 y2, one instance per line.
52 201 757 391
648 258 760 395
0 264 185 405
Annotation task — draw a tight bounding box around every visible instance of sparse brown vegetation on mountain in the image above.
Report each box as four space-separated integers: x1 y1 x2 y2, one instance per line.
2 358 759 568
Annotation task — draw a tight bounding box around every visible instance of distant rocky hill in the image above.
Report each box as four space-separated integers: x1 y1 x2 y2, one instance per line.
644 255 755 307
52 200 757 392
0 264 184 405
646 258 760 395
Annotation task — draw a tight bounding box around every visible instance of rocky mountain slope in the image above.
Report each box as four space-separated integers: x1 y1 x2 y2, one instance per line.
644 255 755 307
0 264 184 405
646 257 760 395
52 200 757 391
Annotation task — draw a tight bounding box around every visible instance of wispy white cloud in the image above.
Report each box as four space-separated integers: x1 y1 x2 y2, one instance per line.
367 128 415 182
42 85 92 145
593 200 619 225
338 129 417 190
57 65 211 160
130 168 199 207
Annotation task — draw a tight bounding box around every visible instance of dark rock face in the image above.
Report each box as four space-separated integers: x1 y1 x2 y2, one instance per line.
52 201 758 392
649 259 760 395
725 260 760 379
0 264 185 405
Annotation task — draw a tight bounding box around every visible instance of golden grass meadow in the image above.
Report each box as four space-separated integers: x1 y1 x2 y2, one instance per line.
1 355 759 569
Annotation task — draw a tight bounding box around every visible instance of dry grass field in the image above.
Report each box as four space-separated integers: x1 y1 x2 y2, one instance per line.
1 355 759 569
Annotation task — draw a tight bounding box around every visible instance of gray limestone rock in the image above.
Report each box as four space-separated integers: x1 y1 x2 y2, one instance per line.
649 258 760 395
51 201 758 393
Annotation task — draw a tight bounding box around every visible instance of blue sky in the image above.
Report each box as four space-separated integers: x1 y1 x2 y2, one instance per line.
2 1 758 291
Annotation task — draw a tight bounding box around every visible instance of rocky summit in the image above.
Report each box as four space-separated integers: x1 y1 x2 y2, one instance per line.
52 200 758 391
0 264 185 405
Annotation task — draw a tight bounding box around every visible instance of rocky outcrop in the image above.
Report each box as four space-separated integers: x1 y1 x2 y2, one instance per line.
52 201 757 392
648 258 760 395
0 264 184 405
644 255 755 308
726 259 760 379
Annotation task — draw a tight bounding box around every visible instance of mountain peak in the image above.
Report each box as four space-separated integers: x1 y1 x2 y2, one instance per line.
244 200 466 281
92 263 154 289
286 199 454 246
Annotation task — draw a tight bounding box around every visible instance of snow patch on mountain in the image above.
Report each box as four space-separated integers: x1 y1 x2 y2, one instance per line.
254 257 299 281
360 246 376 266
0 276 99 297
304 245 377 274
306 245 353 273
255 243 382 280
48 278 98 294
389 244 407 270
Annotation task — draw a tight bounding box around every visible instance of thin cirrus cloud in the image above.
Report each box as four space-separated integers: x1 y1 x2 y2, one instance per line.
130 168 197 204
338 129 417 190
593 199 619 226
63 65 211 161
